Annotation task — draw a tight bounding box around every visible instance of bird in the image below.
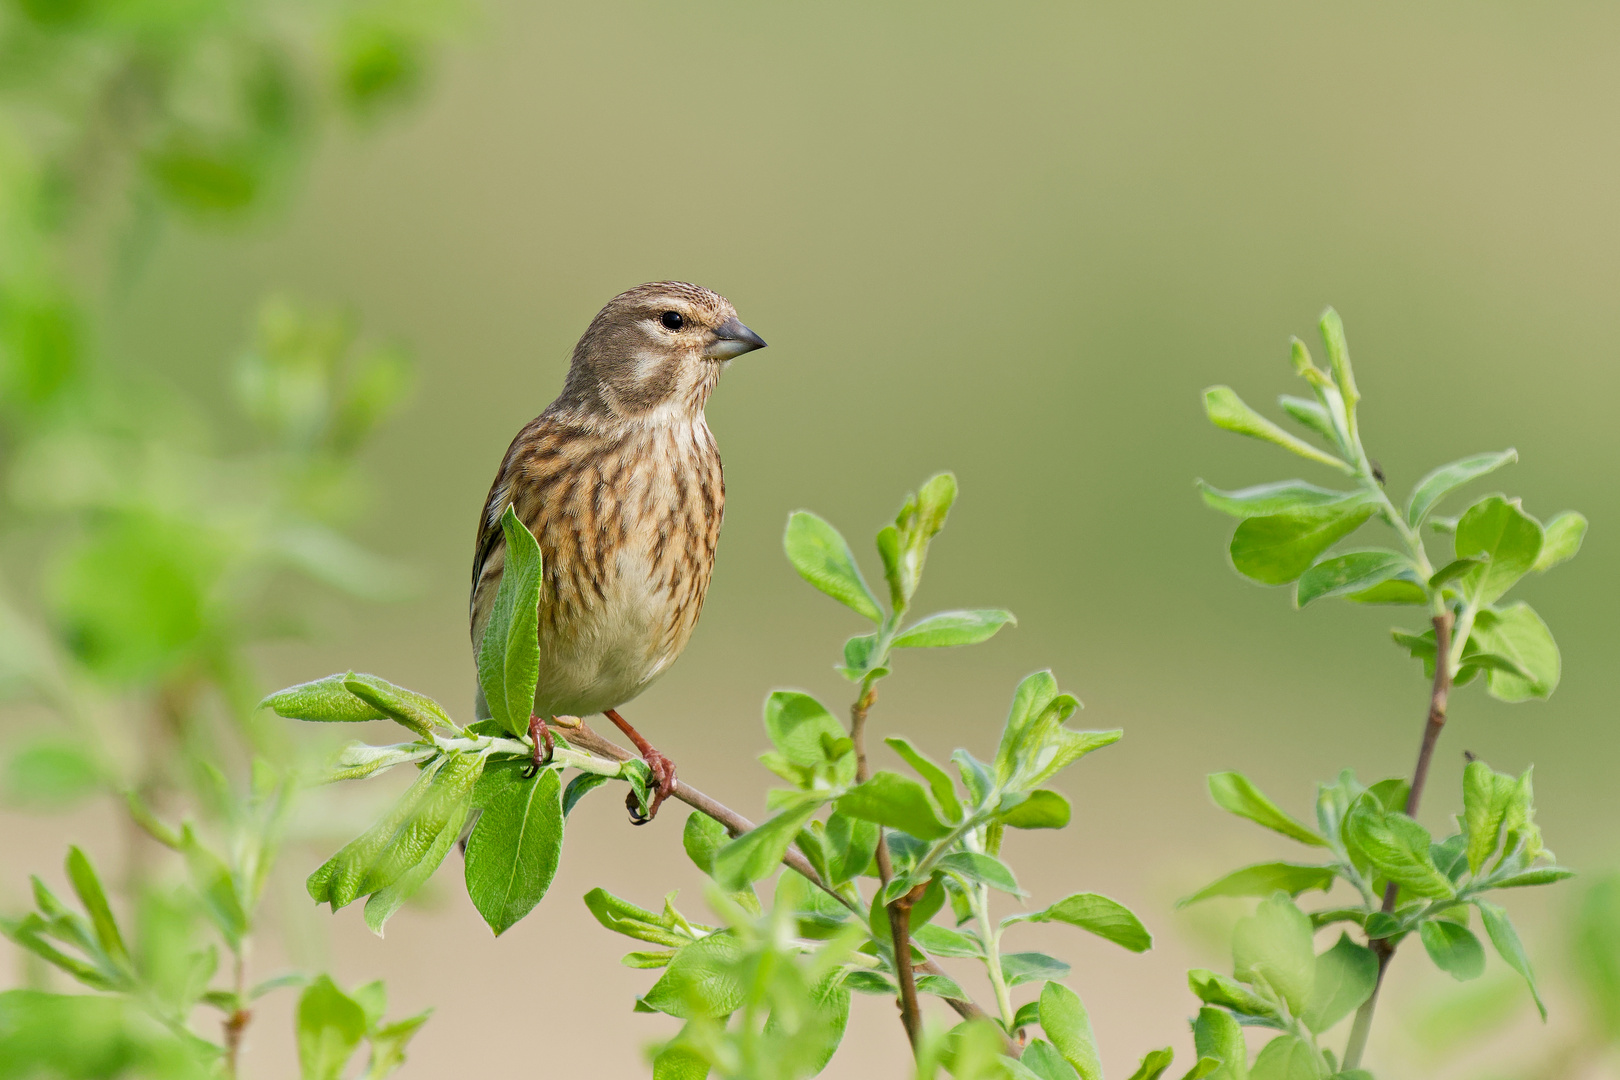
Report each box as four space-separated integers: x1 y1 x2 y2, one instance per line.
469 281 766 821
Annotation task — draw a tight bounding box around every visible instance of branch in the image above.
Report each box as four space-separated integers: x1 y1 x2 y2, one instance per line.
558 719 992 1029
1343 609 1455 1070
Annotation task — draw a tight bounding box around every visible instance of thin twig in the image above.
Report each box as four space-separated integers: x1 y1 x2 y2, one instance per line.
559 719 990 1027
1343 609 1455 1070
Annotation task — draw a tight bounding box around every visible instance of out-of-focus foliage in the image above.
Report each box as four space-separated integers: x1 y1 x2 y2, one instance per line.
0 0 457 1074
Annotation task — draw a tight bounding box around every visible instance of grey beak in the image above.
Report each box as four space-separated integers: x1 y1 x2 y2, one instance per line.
703 316 768 360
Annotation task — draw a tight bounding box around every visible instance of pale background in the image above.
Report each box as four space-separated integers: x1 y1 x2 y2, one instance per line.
6 1 1620 1076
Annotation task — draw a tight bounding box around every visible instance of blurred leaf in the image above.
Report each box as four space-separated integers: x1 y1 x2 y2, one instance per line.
1187 969 1278 1021
1405 450 1517 527
1192 1006 1248 1080
835 773 949 841
339 24 426 120
1295 550 1409 608
1454 496 1543 604
999 789 1070 830
1178 863 1335 907
1469 603 1560 701
1125 1048 1176 1080
1228 499 1376 586
1207 773 1325 847
1002 952 1071 987
64 847 128 970
1302 933 1376 1033
1198 479 1353 519
841 969 896 995
1533 511 1586 573
464 767 564 935
892 609 1015 648
1233 894 1315 1016
297 976 367 1080
1021 1040 1082 1080
1475 900 1546 1019
476 506 542 738
1040 981 1102 1080
363 1010 431 1079
783 511 883 622
1248 1035 1324 1080
1203 386 1350 472
1420 920 1486 981
3 738 102 808
1011 892 1151 952
1573 875 1620 1038
640 932 745 1019
180 827 249 948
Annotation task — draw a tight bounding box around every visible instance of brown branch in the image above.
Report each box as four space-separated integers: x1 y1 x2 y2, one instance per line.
1343 609 1455 1070
559 719 988 1028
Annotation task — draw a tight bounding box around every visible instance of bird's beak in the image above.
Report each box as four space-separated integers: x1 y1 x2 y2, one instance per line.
703 316 768 360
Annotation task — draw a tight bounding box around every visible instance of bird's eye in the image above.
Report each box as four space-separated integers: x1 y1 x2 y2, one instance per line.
660 311 684 330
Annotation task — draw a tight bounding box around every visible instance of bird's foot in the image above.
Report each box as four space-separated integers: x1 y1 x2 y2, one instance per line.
522 715 554 778
626 747 677 825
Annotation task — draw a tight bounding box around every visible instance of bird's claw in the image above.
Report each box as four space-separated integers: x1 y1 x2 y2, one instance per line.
626 749 676 825
522 715 554 779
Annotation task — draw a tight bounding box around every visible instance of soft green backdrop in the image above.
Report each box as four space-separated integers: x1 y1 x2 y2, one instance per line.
18 1 1620 1075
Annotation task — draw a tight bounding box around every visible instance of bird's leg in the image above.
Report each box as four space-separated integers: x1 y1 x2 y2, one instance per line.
604 708 676 823
523 714 554 778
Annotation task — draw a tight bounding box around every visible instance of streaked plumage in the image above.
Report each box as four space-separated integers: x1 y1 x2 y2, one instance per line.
470 282 765 804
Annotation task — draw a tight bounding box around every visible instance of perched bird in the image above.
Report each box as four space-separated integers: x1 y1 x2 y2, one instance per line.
470 282 766 820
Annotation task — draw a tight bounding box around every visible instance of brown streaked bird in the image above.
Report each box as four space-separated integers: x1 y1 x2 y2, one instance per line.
470 282 766 820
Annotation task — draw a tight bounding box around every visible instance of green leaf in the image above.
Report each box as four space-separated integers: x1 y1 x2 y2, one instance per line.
842 969 897 995
885 736 962 823
1198 480 1354 519
1279 392 1341 445
475 506 543 738
582 888 693 949
1207 773 1326 846
881 472 958 608
1318 308 1358 419
1469 603 1560 701
1454 495 1543 604
297 976 368 1080
1490 866 1576 889
1021 1041 1083 1080
1188 968 1280 1020
365 1010 431 1079
1533 511 1586 573
362 788 469 937
64 848 129 970
840 632 881 680
683 812 730 876
1420 920 1486 981
763 691 848 770
640 932 745 1019
1012 893 1151 952
341 673 454 739
1229 498 1377 586
1475 900 1546 1019
912 923 983 958
1193 1006 1249 1080
463 767 564 935
1002 953 1071 987
1178 863 1335 908
1428 556 1484 589
835 773 950 841
357 753 483 902
892 609 1015 648
1295 550 1410 608
1463 760 1517 874
1203 386 1351 472
1179 1059 1224 1080
562 772 609 816
1302 933 1376 1033
1126 1048 1176 1080
1040 981 1102 1080
4 739 103 808
824 811 879 886
916 972 968 1000
1345 576 1428 605
999 789 1071 830
262 673 385 724
1405 450 1517 526
1249 1035 1326 1080
783 511 883 622
1233 894 1315 1016
1343 799 1454 899
712 798 825 891
938 852 1021 895
180 827 249 948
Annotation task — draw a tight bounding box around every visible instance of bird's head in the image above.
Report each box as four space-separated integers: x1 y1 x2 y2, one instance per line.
562 281 766 419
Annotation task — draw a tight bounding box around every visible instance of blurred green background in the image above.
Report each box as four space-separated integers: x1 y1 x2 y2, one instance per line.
7 0 1620 1076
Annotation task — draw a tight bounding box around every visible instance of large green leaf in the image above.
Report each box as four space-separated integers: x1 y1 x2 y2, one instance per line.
1463 759 1518 874
261 673 385 724
1229 498 1376 586
1420 920 1486 981
639 932 745 1019
885 736 962 822
1192 1006 1249 1080
1039 981 1102 1080
1404 450 1517 526
762 691 847 770
1343 800 1454 899
1248 1035 1325 1080
1454 495 1543 604
1468 603 1560 701
476 506 543 738
340 673 454 739
712 798 825 891
783 511 883 622
296 976 367 1080
463 767 564 935
1295 550 1409 608
1301 933 1376 1033
1012 892 1151 952
835 772 950 841
1232 894 1315 1017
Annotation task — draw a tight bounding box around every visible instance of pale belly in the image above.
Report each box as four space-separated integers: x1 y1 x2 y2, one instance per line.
531 549 680 718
